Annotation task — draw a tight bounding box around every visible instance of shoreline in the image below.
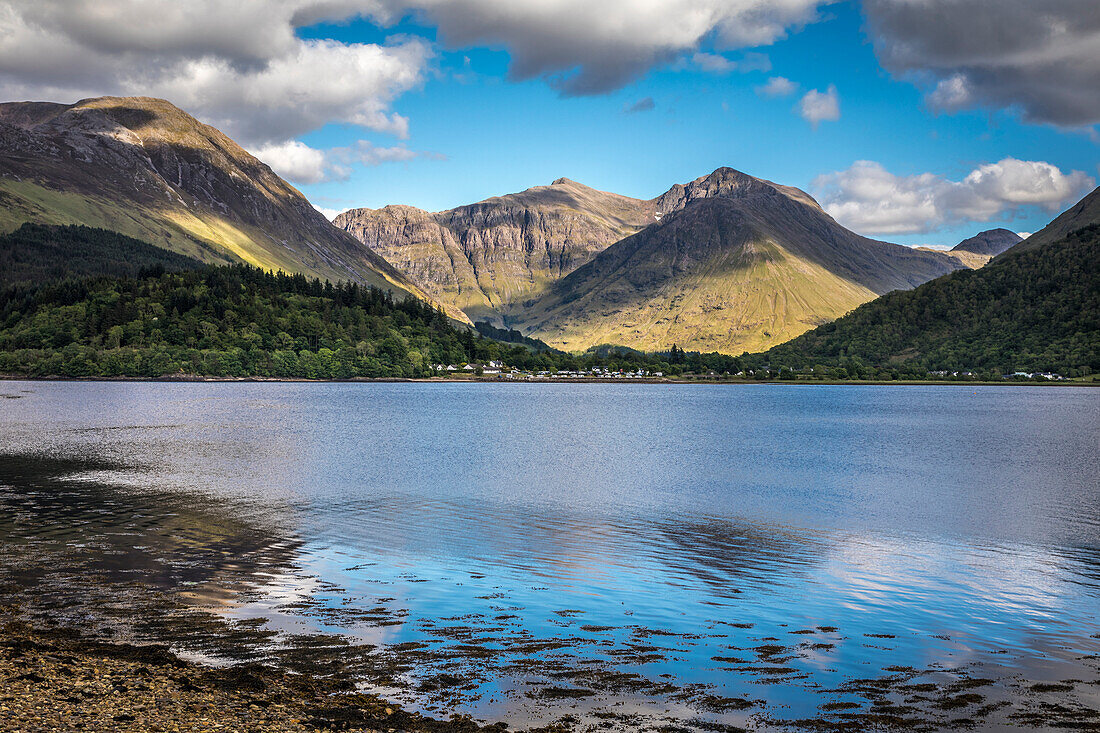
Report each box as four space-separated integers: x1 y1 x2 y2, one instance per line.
0 610 500 733
0 373 1096 387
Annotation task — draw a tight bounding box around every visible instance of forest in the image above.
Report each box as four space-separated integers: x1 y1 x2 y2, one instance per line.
0 261 746 378
1 223 203 286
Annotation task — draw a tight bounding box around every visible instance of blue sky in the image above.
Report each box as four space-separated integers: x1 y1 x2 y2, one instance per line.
290 2 1098 247
2 0 1096 247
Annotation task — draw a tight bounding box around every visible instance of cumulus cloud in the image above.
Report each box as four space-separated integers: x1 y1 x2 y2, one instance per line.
813 158 1095 236
251 141 334 185
251 139 444 184
623 96 656 114
798 85 839 127
862 0 1100 127
757 76 798 97
0 1 431 147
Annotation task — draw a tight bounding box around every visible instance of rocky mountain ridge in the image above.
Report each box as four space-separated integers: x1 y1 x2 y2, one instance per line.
334 177 656 322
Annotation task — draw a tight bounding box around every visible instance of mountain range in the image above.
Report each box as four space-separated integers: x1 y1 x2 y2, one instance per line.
337 168 969 353
1 95 1090 363
0 96 469 324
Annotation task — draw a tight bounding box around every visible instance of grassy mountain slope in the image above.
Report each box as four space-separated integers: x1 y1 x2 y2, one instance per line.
760 224 1099 375
334 177 655 322
0 96 469 324
513 168 967 353
0 223 202 286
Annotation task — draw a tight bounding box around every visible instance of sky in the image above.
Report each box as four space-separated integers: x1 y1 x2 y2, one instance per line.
1 1 1098 247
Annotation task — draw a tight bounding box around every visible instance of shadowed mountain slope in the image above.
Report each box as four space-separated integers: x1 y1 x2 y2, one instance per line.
1009 186 1100 253
0 96 467 323
952 228 1022 256
511 168 966 353
0 222 202 286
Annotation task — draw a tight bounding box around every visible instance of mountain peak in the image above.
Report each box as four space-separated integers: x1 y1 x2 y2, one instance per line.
552 177 579 186
951 228 1023 256
651 166 822 215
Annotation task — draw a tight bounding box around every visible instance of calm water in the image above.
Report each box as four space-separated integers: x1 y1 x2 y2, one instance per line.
1 381 1098 729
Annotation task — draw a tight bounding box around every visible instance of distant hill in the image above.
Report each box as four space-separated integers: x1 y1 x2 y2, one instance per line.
0 223 201 286
759 222 1099 376
511 168 968 354
334 178 656 322
0 96 467 323
952 228 1023 256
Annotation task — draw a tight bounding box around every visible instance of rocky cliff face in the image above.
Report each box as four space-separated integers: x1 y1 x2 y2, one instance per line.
334 178 655 321
952 228 1023 256
0 96 466 322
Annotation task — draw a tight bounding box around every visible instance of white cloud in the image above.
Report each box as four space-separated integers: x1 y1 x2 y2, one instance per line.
251 141 333 185
251 139 444 184
337 139 445 166
926 74 972 112
757 76 797 97
1015 232 1032 239
313 205 344 221
692 52 738 74
0 1 431 147
813 159 1095 236
862 0 1100 127
798 85 839 127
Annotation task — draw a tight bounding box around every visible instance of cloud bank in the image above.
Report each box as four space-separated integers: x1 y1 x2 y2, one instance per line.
0 1 432 147
863 0 1100 126
814 158 1094 235
364 0 821 95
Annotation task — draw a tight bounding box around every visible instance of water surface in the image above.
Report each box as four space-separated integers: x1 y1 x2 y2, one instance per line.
1 382 1098 729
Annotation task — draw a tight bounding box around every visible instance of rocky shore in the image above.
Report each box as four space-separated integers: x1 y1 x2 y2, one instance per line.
0 615 504 733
